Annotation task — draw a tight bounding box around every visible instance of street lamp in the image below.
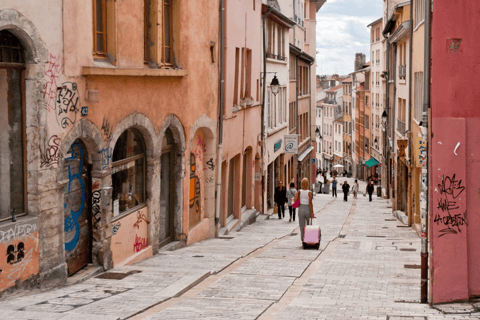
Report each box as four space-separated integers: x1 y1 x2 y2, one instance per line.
382 110 387 125
270 75 280 96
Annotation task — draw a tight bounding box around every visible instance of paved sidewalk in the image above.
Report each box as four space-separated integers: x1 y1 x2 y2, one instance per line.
2 190 479 320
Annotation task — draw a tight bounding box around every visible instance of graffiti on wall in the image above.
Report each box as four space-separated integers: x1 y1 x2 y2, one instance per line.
98 148 112 171
112 222 121 236
64 141 85 251
39 135 62 168
41 54 63 112
133 211 150 229
133 235 148 253
189 153 201 219
101 117 112 141
0 220 40 291
434 174 467 237
206 158 215 171
92 185 101 229
56 82 80 129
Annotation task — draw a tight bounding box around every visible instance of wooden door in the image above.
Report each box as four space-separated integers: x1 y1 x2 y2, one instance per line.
64 140 92 276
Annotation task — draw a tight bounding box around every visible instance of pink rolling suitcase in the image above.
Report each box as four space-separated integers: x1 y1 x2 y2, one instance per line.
303 218 321 250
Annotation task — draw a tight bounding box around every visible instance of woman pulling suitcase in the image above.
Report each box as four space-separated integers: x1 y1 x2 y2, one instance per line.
293 178 316 245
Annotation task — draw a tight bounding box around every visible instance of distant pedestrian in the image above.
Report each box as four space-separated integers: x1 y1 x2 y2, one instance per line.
293 178 315 242
286 182 298 222
274 181 287 219
331 177 337 198
366 180 375 202
352 179 359 198
342 180 350 201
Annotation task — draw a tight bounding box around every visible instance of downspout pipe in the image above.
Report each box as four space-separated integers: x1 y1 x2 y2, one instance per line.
262 9 272 214
295 55 299 186
382 15 390 199
407 0 413 227
215 0 225 236
421 0 431 305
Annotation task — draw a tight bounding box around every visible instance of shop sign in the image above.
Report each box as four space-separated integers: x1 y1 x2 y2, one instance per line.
274 139 282 152
254 173 260 181
284 134 298 154
414 137 426 168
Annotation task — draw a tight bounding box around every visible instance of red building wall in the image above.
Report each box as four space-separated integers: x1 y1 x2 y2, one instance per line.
430 0 480 303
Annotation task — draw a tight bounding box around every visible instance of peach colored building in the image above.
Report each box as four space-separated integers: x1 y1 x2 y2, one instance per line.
0 0 219 293
219 0 263 231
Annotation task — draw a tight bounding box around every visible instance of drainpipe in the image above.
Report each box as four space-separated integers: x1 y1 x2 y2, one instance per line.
407 0 413 227
392 42 397 202
215 0 225 236
295 56 300 186
262 9 272 214
308 63 313 191
382 17 390 199
420 0 431 305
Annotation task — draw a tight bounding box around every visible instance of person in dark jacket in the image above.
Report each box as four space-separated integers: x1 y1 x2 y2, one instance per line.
366 180 375 202
331 177 337 197
274 181 287 219
342 180 350 201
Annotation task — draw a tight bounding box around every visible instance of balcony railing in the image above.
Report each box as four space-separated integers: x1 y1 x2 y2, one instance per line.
397 119 406 134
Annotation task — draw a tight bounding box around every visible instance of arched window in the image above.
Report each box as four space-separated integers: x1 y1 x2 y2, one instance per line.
0 30 26 221
112 128 146 216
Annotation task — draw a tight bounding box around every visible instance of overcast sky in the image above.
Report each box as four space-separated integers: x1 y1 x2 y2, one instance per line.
315 0 383 76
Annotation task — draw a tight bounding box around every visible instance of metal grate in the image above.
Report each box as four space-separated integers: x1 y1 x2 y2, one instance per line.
0 30 25 63
95 271 141 280
404 264 422 269
387 316 427 320
400 248 416 252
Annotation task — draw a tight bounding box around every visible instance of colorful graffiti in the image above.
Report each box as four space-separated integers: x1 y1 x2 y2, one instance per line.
133 235 148 253
64 141 85 251
41 54 63 112
0 220 40 291
56 82 80 129
39 135 62 168
189 153 201 218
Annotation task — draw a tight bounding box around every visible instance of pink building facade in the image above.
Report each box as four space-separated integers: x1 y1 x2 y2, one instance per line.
430 0 480 303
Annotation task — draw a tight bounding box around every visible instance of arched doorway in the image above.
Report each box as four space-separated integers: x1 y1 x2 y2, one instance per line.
160 128 176 246
63 139 92 276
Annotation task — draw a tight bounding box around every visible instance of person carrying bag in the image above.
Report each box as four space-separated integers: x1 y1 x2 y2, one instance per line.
286 182 298 222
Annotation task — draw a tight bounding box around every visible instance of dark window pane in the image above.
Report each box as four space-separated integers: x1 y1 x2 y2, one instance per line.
96 0 104 33
165 48 171 64
164 4 171 53
112 128 145 162
112 157 145 215
96 33 104 53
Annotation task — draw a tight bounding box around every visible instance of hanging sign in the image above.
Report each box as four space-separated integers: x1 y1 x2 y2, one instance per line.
274 139 282 152
284 134 298 154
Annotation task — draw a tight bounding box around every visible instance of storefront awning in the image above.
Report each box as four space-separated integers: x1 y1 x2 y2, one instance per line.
365 157 380 168
298 146 314 162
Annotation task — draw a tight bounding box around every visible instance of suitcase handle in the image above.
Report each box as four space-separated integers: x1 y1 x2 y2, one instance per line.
309 218 316 226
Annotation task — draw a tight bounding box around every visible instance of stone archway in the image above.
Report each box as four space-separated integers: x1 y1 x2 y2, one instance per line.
188 115 217 243
157 114 186 251
57 120 110 270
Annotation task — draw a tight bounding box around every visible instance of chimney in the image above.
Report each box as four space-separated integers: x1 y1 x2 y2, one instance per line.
354 53 366 71
332 74 339 80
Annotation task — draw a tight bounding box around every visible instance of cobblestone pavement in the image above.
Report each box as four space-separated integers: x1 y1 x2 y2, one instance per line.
2 179 479 319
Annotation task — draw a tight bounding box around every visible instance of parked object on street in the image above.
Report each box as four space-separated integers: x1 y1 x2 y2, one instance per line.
303 218 321 250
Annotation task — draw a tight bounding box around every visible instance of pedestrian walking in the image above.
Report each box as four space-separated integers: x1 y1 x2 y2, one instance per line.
352 179 359 198
274 181 287 219
286 182 298 222
366 180 375 202
342 180 350 201
331 177 337 197
293 178 315 242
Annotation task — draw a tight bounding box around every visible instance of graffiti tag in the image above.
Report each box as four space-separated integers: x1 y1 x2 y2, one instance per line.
56 82 80 129
41 54 63 112
133 211 150 229
206 158 215 171
0 223 38 244
133 235 148 252
92 189 101 229
64 141 85 251
39 135 62 168
112 222 121 236
435 174 467 237
98 148 112 170
101 117 112 141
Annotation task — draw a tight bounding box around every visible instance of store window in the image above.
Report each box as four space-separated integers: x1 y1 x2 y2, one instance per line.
112 128 146 216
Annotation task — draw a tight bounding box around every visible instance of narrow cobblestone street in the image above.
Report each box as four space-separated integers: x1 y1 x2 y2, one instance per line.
1 180 479 320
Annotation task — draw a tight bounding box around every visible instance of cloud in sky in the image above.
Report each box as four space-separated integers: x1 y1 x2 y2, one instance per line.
315 0 382 76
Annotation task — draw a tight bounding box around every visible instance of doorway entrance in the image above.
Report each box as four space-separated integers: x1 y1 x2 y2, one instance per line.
63 139 92 276
160 129 176 246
